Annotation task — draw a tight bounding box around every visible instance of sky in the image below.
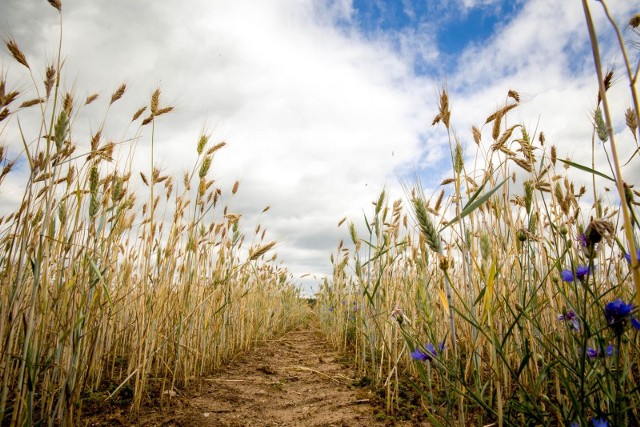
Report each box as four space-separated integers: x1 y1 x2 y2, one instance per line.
1 0 638 295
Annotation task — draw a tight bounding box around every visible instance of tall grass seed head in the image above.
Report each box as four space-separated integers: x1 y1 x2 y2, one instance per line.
433 189 444 212
436 88 450 129
132 106 146 122
6 39 30 69
47 0 62 12
528 212 538 234
594 107 608 142
89 165 100 218
150 88 160 114
480 233 490 261
112 176 124 204
1 86 19 107
199 156 212 178
453 141 463 174
349 222 357 245
471 125 481 144
375 190 385 216
89 164 99 193
625 107 638 140
413 197 442 254
63 92 73 115
54 110 69 151
197 134 209 155
523 180 534 213
85 93 99 105
58 202 67 226
594 71 613 105
507 89 520 103
44 65 56 98
110 83 127 105
142 114 154 125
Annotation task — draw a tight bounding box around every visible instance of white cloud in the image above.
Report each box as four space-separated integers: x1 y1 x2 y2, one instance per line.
460 0 502 9
1 0 440 295
1 0 638 295
443 0 639 199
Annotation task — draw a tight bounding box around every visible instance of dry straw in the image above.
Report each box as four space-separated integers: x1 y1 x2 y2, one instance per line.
317 21 640 421
0 5 308 425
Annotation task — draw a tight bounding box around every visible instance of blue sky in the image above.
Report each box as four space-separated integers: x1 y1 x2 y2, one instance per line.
350 0 525 75
1 0 638 294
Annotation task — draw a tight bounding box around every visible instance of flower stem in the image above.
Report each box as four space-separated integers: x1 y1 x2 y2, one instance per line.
581 0 640 306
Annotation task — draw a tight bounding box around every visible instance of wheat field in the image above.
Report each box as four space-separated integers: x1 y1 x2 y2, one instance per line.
1 1 639 426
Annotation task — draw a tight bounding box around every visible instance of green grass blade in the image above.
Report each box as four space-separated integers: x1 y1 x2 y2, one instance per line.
441 177 509 230
559 158 614 181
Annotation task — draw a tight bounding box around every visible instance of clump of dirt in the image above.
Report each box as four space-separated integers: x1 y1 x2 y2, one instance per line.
81 326 419 426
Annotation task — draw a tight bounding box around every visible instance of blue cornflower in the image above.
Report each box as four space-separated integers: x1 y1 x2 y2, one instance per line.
558 310 580 331
591 417 608 427
586 344 614 359
410 348 430 361
604 298 635 334
632 317 640 330
576 265 591 280
605 344 615 357
624 250 640 264
561 270 574 282
411 342 444 362
572 416 609 427
605 298 634 318
577 233 588 247
560 265 593 282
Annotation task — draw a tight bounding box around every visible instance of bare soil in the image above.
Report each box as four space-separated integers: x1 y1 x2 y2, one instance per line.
82 325 417 426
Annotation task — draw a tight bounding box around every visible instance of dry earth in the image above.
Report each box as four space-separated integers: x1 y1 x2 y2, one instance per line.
82 325 420 426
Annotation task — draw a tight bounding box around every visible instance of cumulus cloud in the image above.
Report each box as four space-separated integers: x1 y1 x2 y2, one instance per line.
1 0 439 294
1 0 637 294
445 0 639 192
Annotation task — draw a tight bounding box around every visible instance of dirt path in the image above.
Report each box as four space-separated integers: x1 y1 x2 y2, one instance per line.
90 325 397 426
